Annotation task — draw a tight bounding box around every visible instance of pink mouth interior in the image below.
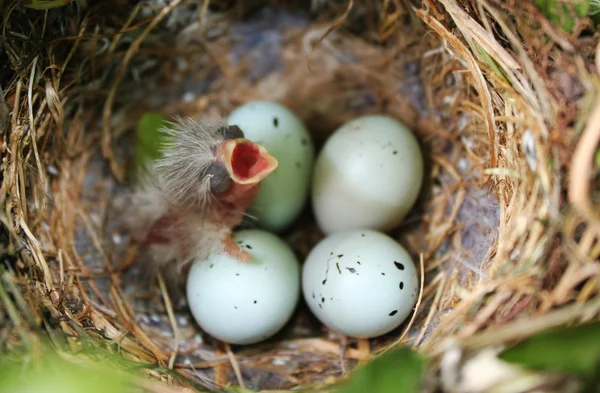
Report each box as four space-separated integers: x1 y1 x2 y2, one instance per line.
230 141 271 181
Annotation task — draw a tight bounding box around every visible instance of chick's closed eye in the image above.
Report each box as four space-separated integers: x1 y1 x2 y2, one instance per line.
204 162 232 194
220 125 244 140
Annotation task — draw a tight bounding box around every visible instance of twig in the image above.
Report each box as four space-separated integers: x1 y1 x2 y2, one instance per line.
225 342 246 389
417 9 497 168
157 273 181 385
455 296 600 352
568 43 600 234
101 0 184 182
308 0 353 72
27 56 48 210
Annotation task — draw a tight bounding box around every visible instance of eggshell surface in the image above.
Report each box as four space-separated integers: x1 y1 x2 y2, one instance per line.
312 115 423 234
302 229 419 338
228 101 314 232
186 229 300 345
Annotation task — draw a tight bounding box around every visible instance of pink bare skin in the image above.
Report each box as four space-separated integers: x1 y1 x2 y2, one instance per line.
212 183 261 262
140 139 276 265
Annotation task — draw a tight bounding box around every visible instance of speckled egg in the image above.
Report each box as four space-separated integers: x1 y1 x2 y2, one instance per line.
302 229 419 338
312 115 423 234
228 101 314 232
186 229 300 345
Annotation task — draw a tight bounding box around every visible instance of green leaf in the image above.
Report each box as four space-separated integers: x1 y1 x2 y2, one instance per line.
135 112 171 168
591 0 600 25
536 0 589 33
336 347 426 393
500 321 600 376
23 0 74 9
0 351 132 393
472 42 509 85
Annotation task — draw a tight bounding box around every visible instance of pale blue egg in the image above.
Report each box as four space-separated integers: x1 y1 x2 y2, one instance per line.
186 229 300 345
302 229 419 338
228 101 314 232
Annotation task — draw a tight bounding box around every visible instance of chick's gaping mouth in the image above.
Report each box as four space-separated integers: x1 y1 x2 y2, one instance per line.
231 142 269 180
219 139 278 184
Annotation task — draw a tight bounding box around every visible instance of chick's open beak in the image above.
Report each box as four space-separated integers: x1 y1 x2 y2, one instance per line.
216 138 278 185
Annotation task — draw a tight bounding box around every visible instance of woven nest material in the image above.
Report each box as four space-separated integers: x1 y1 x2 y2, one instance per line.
1 0 599 392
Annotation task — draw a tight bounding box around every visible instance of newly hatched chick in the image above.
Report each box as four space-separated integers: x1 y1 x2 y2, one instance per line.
127 116 278 288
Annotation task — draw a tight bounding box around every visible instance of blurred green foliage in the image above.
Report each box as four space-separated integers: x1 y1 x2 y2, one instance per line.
500 322 600 376
591 0 600 24
536 0 589 33
22 0 74 10
135 112 171 169
0 350 131 393
335 347 426 393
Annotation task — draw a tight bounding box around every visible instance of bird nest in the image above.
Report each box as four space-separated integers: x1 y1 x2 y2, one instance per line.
1 1 599 392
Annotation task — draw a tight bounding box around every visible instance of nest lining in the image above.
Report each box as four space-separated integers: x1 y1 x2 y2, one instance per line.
1 0 599 392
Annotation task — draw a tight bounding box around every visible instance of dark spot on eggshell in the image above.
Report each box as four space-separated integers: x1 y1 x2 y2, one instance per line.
273 117 279 127
210 264 214 269
381 272 385 275
389 310 398 316
319 304 323 309
254 300 257 304
245 245 252 249
357 261 361 265
399 282 404 290
393 150 398 155
235 306 238 309
394 261 405 270
322 279 327 285
321 297 325 303
237 240 243 244
236 273 240 276
346 267 357 274
312 292 315 299
361 233 365 237
337 254 344 258
336 263 341 274
330 252 334 256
